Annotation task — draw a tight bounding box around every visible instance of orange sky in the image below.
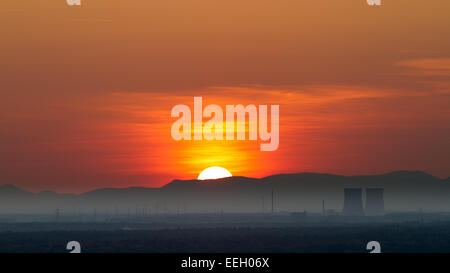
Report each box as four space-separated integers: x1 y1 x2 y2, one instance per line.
0 0 449 192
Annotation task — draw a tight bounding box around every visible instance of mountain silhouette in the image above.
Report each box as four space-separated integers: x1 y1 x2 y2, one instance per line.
0 171 448 214
0 184 33 198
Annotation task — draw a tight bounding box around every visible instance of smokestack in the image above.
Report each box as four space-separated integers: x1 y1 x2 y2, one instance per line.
271 189 274 214
322 200 325 216
262 196 265 214
55 208 60 222
342 188 365 216
365 188 385 216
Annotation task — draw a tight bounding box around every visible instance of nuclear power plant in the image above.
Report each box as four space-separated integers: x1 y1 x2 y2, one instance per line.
342 188 365 216
342 188 385 216
365 188 385 216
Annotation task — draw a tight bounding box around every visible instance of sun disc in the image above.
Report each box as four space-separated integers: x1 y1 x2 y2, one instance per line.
198 167 232 180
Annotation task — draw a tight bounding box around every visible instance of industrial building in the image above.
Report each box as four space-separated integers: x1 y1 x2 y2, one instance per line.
342 188 365 216
365 188 385 216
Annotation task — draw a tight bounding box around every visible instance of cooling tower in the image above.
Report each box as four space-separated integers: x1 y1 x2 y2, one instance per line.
342 188 365 216
365 188 385 216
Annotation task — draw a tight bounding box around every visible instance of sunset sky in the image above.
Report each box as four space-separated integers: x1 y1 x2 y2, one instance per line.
1 0 449 192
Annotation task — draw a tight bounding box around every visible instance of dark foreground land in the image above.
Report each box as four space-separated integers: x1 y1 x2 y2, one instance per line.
0 221 450 253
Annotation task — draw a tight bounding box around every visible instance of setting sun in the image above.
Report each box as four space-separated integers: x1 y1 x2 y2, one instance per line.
198 167 232 180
